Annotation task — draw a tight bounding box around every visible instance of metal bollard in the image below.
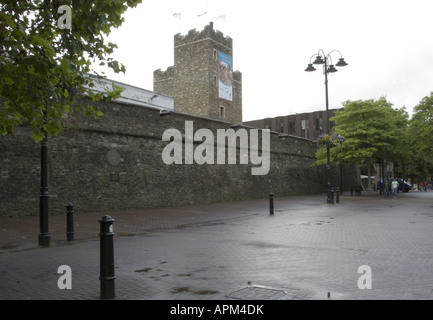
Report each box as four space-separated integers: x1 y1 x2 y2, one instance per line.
66 203 74 242
336 187 340 204
269 193 274 215
99 215 115 299
330 187 335 204
351 186 353 196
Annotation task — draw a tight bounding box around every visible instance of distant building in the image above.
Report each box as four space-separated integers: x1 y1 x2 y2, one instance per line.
89 77 174 111
242 108 343 140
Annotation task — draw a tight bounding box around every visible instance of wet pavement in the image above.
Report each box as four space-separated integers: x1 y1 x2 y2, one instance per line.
1 191 433 300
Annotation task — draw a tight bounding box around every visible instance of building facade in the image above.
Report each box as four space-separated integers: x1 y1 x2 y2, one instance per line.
89 77 174 111
154 22 242 124
243 108 343 141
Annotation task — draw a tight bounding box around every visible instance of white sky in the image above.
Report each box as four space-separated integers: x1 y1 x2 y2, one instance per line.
94 0 433 121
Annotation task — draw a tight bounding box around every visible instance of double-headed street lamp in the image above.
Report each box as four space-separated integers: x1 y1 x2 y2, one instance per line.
305 50 348 203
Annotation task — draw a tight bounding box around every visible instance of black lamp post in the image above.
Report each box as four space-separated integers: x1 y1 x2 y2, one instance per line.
336 134 346 194
305 50 348 203
39 110 50 246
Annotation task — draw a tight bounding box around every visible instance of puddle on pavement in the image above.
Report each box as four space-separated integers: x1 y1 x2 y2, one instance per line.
228 284 297 300
170 286 219 295
1 243 18 250
245 241 282 248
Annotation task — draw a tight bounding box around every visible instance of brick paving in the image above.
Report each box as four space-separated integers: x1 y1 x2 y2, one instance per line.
1 191 433 300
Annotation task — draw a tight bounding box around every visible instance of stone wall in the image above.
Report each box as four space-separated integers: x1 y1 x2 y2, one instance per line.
153 66 175 98
0 98 358 216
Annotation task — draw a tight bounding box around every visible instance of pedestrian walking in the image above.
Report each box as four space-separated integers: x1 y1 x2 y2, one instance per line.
391 179 399 198
386 179 391 197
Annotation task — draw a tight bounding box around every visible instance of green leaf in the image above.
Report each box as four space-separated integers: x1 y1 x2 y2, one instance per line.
31 35 51 48
3 78 13 85
0 12 17 29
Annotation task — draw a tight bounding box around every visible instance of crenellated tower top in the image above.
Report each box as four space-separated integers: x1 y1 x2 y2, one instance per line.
174 22 233 50
154 22 242 124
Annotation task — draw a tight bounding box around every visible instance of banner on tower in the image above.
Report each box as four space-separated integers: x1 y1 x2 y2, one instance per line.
217 51 233 101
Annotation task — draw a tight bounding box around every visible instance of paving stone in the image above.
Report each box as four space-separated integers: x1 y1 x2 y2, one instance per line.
1 192 433 300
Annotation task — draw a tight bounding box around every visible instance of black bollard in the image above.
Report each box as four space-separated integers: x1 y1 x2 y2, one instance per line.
269 193 274 215
99 215 115 299
66 203 74 242
351 186 353 196
336 187 340 204
330 187 335 204
327 183 332 204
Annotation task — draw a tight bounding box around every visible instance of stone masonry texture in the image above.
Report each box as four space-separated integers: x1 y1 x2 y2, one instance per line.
0 97 357 217
154 22 242 124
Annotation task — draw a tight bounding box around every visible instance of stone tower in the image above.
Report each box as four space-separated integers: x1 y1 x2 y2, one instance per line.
154 22 242 124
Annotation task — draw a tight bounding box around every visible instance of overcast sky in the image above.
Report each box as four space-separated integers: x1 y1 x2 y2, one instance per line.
94 0 433 121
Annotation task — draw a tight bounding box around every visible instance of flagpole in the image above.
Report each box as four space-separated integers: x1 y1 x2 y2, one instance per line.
173 12 181 33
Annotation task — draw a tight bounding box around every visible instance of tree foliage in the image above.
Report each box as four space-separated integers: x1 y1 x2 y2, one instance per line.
406 92 433 181
314 97 410 194
315 97 409 167
0 0 141 141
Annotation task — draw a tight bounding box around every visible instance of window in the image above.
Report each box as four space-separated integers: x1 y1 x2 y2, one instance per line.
279 123 284 133
213 49 218 61
288 121 296 134
301 119 309 139
213 76 217 87
220 106 225 117
315 118 323 131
